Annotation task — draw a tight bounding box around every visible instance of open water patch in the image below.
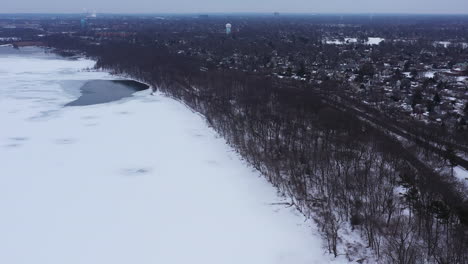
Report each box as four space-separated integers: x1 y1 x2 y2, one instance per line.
65 80 149 106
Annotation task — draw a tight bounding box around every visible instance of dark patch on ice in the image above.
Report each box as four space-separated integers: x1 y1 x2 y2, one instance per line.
28 109 60 120
116 111 131 115
65 80 149 107
205 160 219 166
55 138 76 145
121 168 152 176
81 115 98 120
140 96 161 103
10 137 28 141
4 144 20 148
84 123 98 127
190 129 205 138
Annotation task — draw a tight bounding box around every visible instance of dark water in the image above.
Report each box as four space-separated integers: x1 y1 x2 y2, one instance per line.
0 45 61 59
65 80 149 106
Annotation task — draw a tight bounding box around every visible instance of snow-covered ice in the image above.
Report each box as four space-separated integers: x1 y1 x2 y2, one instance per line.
0 47 347 263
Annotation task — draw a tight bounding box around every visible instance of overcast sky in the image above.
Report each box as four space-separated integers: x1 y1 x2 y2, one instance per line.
2 0 468 14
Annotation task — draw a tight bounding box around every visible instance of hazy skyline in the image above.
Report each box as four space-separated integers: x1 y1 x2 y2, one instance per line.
1 0 468 14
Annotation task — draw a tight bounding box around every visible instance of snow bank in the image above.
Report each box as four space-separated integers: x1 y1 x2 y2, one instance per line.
425 71 436 78
434 41 451 48
324 37 384 45
0 47 348 263
366 37 384 45
454 167 468 183
325 38 357 45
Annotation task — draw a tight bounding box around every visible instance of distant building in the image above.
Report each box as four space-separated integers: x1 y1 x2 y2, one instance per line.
80 18 87 30
226 23 232 35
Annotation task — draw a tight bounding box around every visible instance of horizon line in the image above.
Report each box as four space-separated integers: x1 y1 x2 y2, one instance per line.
1 12 468 16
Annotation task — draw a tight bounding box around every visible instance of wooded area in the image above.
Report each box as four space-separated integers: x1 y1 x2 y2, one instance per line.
47 35 468 263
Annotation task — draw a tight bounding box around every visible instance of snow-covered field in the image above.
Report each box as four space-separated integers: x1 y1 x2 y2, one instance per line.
0 47 346 263
324 37 384 45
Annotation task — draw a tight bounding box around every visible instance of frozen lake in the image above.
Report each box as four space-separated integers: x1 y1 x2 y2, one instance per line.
0 46 347 264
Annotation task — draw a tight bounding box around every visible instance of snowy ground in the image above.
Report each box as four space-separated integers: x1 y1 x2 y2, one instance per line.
324 37 384 45
425 71 436 78
0 47 348 263
454 166 468 183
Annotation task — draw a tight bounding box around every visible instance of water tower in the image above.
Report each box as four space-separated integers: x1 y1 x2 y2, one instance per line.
226 23 232 35
80 18 87 30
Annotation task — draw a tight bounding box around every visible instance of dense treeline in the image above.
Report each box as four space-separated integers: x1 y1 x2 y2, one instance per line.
8 15 468 149
84 17 468 150
47 35 468 263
